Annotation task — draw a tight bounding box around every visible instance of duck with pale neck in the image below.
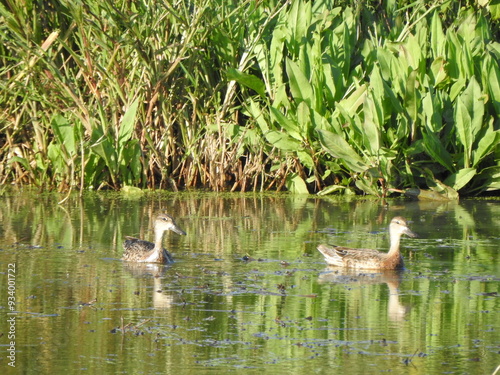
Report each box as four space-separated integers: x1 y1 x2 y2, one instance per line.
123 213 186 263
317 216 417 270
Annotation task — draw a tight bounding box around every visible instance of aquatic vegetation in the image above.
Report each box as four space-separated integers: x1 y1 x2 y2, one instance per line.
0 1 499 195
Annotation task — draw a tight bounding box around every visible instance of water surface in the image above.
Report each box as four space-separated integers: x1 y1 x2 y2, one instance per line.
0 192 498 374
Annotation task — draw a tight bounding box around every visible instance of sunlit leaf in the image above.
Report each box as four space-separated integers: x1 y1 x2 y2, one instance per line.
404 70 419 124
430 11 446 57
51 114 76 156
246 98 269 133
422 92 443 132
286 173 309 194
265 131 301 151
476 166 500 192
336 84 367 117
227 68 266 98
355 178 379 196
455 97 473 168
317 129 367 173
484 55 500 114
362 93 381 154
460 77 484 139
473 124 500 167
286 58 313 107
270 107 303 141
430 57 448 87
444 168 476 191
118 98 139 147
317 184 345 196
297 150 314 169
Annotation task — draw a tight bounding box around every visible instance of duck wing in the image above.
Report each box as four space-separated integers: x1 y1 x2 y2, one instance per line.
123 237 155 253
317 244 386 268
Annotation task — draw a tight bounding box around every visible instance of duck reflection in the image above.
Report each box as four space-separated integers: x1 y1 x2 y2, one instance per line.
122 262 173 309
318 268 409 321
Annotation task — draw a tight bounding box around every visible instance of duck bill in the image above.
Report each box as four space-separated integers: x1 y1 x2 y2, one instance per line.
171 225 187 236
403 227 418 238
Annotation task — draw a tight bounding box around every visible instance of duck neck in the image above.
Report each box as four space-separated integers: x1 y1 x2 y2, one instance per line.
387 233 402 257
153 227 165 253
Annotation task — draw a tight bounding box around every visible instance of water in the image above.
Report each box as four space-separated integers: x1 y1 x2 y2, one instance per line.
0 192 498 374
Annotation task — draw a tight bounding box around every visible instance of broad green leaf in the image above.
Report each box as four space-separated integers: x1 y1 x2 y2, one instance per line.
322 62 339 103
404 70 419 124
340 21 352 77
51 114 76 156
455 97 473 168
296 101 312 138
382 80 404 113
119 139 143 183
355 178 379 196
446 31 462 80
286 173 309 194
430 57 447 87
484 55 500 114
47 143 66 174
476 166 500 192
297 149 314 169
473 125 500 167
460 77 484 138
118 98 139 147
317 185 345 196
491 1 500 20
368 65 385 109
286 58 313 107
317 129 367 173
91 134 118 173
405 34 423 70
376 48 394 81
269 26 286 89
246 98 269 133
444 168 476 191
430 11 445 57
336 84 367 117
362 93 381 154
227 68 266 98
270 107 303 141
422 127 454 172
265 131 301 151
422 92 442 132
450 77 466 101
287 0 311 48
273 85 289 108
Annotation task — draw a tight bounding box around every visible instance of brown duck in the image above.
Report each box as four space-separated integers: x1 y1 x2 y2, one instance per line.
317 216 417 270
123 213 186 263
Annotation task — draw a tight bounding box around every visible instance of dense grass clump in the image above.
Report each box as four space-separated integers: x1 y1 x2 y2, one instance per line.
1 0 499 196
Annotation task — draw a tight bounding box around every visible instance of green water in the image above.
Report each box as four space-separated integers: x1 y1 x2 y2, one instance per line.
0 192 498 374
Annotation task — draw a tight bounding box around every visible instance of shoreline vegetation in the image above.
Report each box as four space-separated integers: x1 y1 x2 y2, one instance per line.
1 0 499 197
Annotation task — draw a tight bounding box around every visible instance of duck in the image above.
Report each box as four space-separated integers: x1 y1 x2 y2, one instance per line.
122 213 186 263
317 216 417 270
